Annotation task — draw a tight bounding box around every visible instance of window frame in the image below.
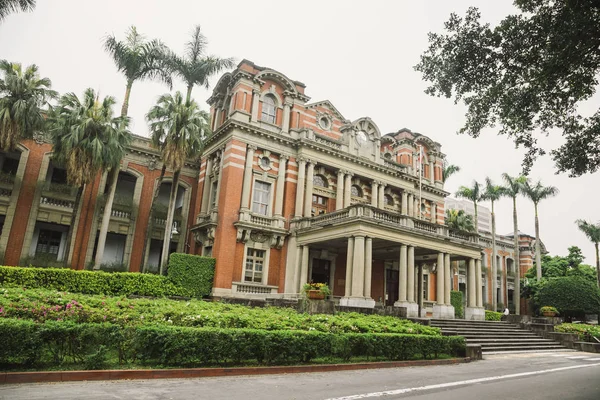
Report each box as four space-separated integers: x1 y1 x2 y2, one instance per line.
261 95 277 124
251 180 272 216
243 246 269 284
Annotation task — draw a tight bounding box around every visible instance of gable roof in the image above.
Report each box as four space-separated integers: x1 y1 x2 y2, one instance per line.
305 100 347 122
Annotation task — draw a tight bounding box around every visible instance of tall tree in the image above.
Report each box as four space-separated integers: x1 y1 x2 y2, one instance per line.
575 219 600 288
96 26 171 269
49 89 131 268
0 0 35 21
442 162 460 182
415 1 600 177
445 209 475 232
169 25 235 103
522 180 559 279
0 61 56 150
482 177 506 311
502 173 527 315
455 180 482 231
146 92 208 273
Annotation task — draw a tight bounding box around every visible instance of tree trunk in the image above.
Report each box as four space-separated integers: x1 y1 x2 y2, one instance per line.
513 196 521 315
63 185 84 268
93 168 120 270
140 164 167 273
534 203 542 279
595 242 599 289
120 80 134 117
491 201 497 311
159 170 180 274
473 201 478 232
186 85 193 103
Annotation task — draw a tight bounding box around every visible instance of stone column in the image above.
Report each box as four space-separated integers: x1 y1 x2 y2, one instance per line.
344 172 353 208
364 237 373 299
444 253 451 305
239 145 256 211
431 202 437 224
274 155 287 217
250 89 260 122
294 158 306 217
200 156 213 214
414 197 420 218
407 193 414 217
351 236 365 297
284 235 299 293
398 245 408 302
344 237 354 297
303 161 314 218
213 148 225 211
282 99 292 133
213 108 222 130
370 181 379 207
476 259 483 307
378 184 385 209
468 259 476 308
401 191 408 215
407 246 415 303
299 245 310 292
418 264 424 315
336 170 344 210
429 159 435 185
436 253 444 305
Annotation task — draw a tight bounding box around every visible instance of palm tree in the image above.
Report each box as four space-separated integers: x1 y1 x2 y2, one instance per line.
0 0 36 21
443 163 461 182
169 25 235 103
575 219 600 288
502 173 527 315
482 177 506 311
445 209 475 232
0 60 56 150
49 89 131 268
522 180 559 279
147 92 209 273
96 26 172 269
455 180 482 230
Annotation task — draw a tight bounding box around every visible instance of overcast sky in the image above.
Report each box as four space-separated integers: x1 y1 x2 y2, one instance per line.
1 0 598 265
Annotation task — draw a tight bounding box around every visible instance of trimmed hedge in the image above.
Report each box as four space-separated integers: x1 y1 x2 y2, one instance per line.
0 266 187 297
451 291 464 319
485 310 502 321
167 253 215 298
534 277 600 320
0 318 465 369
554 323 600 342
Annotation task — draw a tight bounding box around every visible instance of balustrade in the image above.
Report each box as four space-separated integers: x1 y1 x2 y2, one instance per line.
40 196 74 209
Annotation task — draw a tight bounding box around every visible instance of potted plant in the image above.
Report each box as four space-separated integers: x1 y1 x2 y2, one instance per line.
540 306 559 317
302 282 331 300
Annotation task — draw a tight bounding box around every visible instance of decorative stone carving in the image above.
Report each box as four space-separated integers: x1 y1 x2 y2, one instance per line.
250 230 270 243
147 157 158 171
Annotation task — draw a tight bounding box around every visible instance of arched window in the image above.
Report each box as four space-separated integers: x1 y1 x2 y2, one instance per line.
384 194 394 206
351 185 363 197
261 95 277 124
313 174 328 188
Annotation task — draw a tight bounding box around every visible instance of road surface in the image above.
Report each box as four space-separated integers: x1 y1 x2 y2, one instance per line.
1 351 599 399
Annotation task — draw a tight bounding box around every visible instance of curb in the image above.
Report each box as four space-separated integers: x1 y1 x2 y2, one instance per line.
0 357 471 384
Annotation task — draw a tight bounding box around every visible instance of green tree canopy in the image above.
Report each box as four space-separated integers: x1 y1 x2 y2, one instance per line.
534 276 600 320
415 1 600 176
525 246 597 284
445 209 475 232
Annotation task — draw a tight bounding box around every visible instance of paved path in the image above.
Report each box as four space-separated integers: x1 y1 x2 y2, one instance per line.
1 352 599 399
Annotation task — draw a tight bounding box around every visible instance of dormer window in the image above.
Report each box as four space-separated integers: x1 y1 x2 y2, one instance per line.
261 95 277 124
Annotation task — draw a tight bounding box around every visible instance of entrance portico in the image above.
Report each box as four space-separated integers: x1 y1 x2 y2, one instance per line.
285 204 486 319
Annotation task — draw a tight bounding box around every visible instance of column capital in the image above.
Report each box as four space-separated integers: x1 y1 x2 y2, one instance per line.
297 157 307 164
279 154 290 161
247 144 258 151
305 159 315 167
283 99 294 108
337 169 345 176
252 88 261 96
343 171 354 177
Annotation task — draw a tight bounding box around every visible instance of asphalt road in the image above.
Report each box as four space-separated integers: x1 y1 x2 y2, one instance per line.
2 351 599 400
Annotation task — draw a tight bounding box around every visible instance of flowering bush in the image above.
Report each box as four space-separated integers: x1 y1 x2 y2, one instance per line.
302 282 331 296
540 306 559 314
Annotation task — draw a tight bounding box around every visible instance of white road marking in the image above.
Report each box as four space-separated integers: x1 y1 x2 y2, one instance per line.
583 358 600 361
566 356 589 359
550 354 569 357
324 363 600 400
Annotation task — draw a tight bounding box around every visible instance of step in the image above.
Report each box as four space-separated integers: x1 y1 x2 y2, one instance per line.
478 341 562 347
467 338 557 343
481 345 566 352
484 348 573 355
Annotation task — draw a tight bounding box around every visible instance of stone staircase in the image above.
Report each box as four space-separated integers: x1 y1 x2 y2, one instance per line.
430 319 571 354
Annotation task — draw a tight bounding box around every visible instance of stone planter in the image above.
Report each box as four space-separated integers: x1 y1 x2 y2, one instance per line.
543 311 557 317
306 290 325 300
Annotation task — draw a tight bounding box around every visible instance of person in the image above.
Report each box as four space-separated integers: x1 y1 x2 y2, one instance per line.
502 307 509 321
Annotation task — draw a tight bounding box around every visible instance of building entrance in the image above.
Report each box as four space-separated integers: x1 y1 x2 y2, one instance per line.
311 259 331 286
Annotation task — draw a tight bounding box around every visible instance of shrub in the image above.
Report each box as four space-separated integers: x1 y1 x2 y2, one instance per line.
485 310 502 321
539 306 559 314
0 266 187 297
450 291 464 318
554 323 600 342
534 276 600 320
0 318 466 369
167 253 215 298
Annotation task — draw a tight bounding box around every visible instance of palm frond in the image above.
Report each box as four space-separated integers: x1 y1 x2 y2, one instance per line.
522 180 559 204
0 0 36 21
575 219 600 243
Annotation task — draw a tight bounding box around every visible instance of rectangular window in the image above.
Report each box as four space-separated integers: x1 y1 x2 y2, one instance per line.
244 248 265 283
210 181 218 209
312 194 328 216
36 229 62 260
251 181 271 215
423 274 429 300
